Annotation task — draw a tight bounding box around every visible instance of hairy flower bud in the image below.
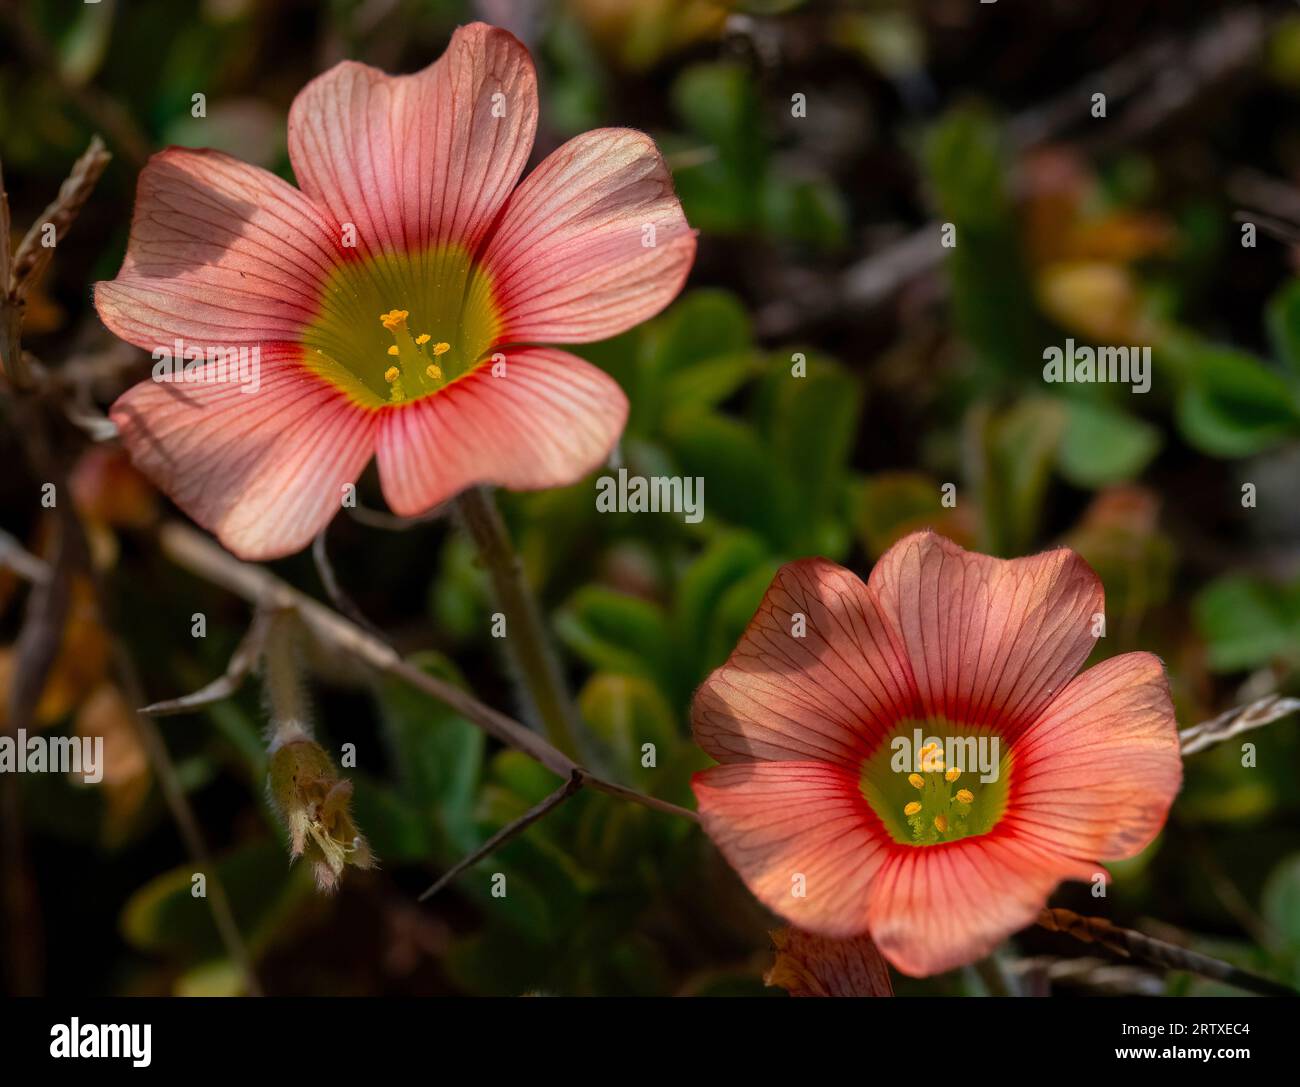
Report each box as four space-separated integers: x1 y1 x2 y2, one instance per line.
268 736 373 893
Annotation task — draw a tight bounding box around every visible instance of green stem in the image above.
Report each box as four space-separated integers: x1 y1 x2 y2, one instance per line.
972 952 1019 997
455 486 581 759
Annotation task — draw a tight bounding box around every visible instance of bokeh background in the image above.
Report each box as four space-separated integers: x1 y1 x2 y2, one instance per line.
2 0 1299 996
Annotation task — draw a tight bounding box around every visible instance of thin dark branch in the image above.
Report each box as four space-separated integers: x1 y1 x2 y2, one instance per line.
139 611 271 717
0 528 51 584
157 521 697 824
1037 908 1297 997
418 770 584 902
312 526 384 639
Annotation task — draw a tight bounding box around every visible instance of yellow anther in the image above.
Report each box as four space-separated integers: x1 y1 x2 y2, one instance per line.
956 789 974 804
933 814 948 833
387 345 400 356
384 366 400 383
946 767 961 782
425 364 443 381
904 801 922 817
415 333 431 345
908 773 924 790
380 309 409 331
431 341 451 357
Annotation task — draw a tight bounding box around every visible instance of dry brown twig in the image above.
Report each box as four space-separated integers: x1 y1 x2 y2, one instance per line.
1178 694 1300 756
1 137 263 995
1037 907 1295 997
156 521 698 824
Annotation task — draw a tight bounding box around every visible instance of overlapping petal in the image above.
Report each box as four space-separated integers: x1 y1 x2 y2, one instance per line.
693 761 888 936
693 559 914 768
374 347 627 517
863 833 1098 977
287 22 537 256
1007 651 1182 861
868 531 1104 730
95 148 342 349
478 128 696 344
109 346 376 560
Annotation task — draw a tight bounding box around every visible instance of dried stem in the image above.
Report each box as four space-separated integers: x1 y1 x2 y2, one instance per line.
1037 908 1296 997
9 136 111 301
156 521 696 824
1179 694 1300 756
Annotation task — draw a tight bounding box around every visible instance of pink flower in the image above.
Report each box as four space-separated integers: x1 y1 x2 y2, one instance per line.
96 23 694 559
691 531 1182 977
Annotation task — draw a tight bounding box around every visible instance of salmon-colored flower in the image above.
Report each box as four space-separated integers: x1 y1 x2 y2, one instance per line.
691 531 1182 977
96 23 695 560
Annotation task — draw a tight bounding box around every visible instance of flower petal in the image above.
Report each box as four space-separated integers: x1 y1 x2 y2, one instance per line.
95 148 342 348
692 761 887 936
1009 651 1182 860
869 531 1103 730
478 128 695 343
864 833 1098 977
287 22 537 256
692 559 915 768
765 926 894 997
109 346 377 560
374 347 626 517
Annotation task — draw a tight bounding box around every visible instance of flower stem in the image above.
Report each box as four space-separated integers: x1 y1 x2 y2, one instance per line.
455 486 582 759
262 611 312 750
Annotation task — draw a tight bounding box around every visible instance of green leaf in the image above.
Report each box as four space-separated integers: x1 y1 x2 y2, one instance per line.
1266 279 1300 377
121 839 306 960
669 62 766 233
1057 399 1161 488
705 560 783 667
663 410 788 543
555 586 673 687
374 651 484 853
759 353 862 550
1193 574 1300 672
856 471 957 558
647 289 752 375
923 106 1038 378
1176 344 1300 458
661 354 759 421
578 673 679 789
1262 855 1300 950
760 175 848 250
674 531 769 676
348 773 434 862
970 398 1065 555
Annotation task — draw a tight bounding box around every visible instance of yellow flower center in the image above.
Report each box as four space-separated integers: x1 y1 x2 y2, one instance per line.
302 244 500 407
860 719 1013 847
